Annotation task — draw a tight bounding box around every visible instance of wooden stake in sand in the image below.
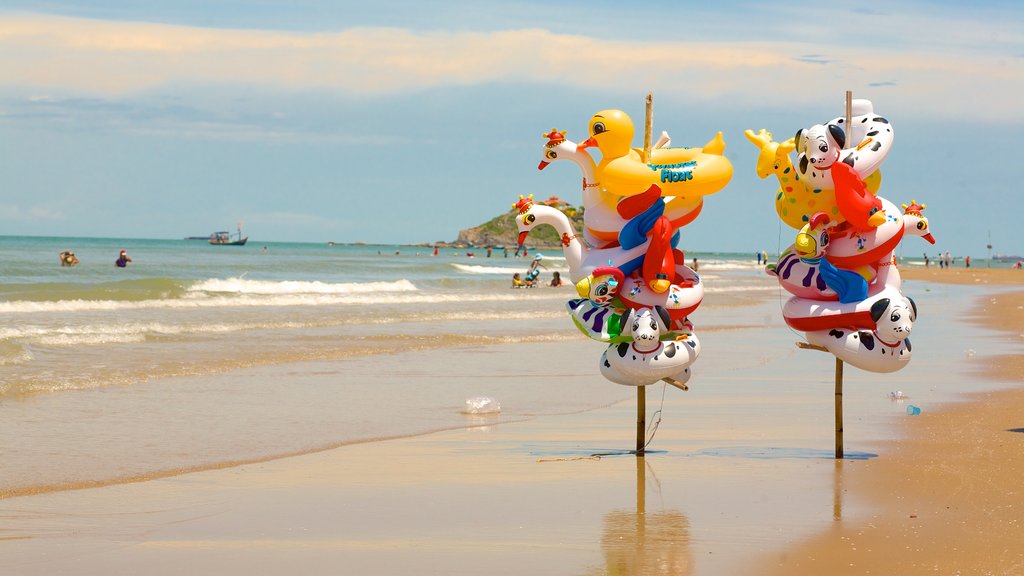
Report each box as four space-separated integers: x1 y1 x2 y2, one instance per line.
794 91 854 460
636 92 655 457
845 90 853 139
833 90 853 460
642 92 654 164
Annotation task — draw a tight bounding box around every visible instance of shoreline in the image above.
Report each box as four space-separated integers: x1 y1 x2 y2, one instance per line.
761 266 1024 574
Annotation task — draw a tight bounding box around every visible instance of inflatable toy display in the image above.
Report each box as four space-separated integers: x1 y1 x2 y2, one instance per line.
528 109 732 387
749 99 932 373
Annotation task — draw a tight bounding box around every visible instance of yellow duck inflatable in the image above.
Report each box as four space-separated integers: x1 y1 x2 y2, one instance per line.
577 109 733 203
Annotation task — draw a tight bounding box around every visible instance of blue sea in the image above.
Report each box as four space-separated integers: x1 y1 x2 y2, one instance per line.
0 235 781 496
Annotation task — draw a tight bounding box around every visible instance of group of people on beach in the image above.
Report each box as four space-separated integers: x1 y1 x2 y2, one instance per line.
512 254 563 288
511 270 563 288
923 250 966 269
57 249 132 268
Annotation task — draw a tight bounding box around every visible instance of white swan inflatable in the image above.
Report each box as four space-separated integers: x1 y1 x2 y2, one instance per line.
514 196 649 284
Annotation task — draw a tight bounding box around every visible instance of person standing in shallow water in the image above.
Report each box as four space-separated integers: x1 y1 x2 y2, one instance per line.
115 250 132 268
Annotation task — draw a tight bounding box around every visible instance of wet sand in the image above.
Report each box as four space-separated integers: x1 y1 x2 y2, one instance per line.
761 266 1024 574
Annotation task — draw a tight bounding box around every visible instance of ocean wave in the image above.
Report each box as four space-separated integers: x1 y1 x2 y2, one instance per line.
531 253 565 260
0 277 189 302
189 277 418 295
0 287 570 314
0 321 278 344
0 341 32 365
450 264 525 275
38 333 147 346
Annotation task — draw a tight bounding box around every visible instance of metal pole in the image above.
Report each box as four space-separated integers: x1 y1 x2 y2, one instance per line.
636 385 646 456
835 357 844 459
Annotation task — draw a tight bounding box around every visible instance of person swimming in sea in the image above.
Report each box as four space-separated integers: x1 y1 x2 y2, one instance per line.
115 249 132 268
59 250 79 267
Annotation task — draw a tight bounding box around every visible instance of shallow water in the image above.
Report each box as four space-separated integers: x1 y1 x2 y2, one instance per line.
0 234 1000 502
1 236 778 495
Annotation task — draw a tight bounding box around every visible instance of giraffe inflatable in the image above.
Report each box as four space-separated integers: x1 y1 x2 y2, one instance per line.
743 128 881 230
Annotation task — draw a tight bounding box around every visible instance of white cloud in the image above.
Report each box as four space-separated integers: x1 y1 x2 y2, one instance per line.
121 120 411 145
0 13 1021 121
0 204 67 222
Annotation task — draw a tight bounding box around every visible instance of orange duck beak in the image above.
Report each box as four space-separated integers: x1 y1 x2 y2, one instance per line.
867 210 888 228
576 136 597 152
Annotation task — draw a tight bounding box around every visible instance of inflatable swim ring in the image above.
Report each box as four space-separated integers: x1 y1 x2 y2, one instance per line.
598 307 700 387
579 109 732 201
794 99 894 190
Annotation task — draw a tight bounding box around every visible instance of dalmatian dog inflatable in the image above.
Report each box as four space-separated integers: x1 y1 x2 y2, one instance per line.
797 290 917 373
795 99 895 189
599 306 700 387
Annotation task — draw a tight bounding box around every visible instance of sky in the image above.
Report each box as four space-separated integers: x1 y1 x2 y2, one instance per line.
1 1 1022 257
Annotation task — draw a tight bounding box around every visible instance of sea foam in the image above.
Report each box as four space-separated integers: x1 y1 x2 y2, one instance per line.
451 264 525 275
189 277 418 295
0 279 569 314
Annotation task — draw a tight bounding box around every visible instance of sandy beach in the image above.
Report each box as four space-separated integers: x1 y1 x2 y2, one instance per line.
761 266 1024 574
3 265 1023 575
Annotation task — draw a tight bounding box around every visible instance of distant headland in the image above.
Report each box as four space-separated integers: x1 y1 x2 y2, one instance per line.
428 196 584 250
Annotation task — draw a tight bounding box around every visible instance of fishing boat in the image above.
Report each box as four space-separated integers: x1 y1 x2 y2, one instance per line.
209 224 248 246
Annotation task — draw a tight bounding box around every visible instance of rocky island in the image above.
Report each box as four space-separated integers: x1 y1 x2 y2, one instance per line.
432 196 584 249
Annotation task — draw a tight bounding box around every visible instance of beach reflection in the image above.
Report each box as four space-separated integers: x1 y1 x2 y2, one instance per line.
834 460 844 520
585 458 693 575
